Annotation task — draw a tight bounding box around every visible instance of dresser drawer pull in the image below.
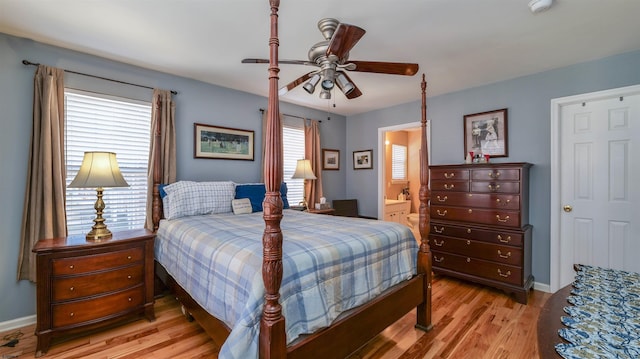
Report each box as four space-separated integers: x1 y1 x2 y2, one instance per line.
69 312 74 317
69 265 75 270
437 209 448 216
127 275 132 279
127 255 132 260
433 226 444 234
498 250 511 258
466 258 471 263
444 172 455 179
467 228 472 234
466 240 471 245
69 286 75 292
444 184 455 190
497 235 511 243
434 256 444 263
496 215 510 223
128 297 133 302
497 269 512 278
489 171 501 178
433 239 444 247
468 209 473 214
496 198 511 205
436 195 448 202
488 184 501 191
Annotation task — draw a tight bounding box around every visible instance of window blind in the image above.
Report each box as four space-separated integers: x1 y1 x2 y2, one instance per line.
282 122 305 206
64 89 151 235
392 144 407 181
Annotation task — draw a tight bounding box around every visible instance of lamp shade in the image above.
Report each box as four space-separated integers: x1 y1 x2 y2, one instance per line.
291 159 317 180
68 152 129 188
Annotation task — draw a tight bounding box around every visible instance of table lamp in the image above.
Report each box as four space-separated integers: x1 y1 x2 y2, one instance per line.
68 152 129 240
291 159 316 211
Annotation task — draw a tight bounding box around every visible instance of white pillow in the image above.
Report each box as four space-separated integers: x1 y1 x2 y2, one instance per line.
231 198 252 215
162 181 235 219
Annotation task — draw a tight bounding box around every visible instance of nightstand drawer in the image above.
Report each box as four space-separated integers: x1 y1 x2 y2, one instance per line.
52 264 144 301
52 247 143 275
52 286 144 328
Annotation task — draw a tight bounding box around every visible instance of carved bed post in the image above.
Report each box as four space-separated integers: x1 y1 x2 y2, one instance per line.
260 0 286 358
152 94 162 231
416 74 433 331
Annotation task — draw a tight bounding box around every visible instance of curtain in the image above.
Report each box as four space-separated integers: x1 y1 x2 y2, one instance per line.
145 89 176 230
304 119 323 207
18 65 67 282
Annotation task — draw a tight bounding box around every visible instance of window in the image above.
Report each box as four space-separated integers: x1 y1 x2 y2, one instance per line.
391 144 408 182
282 119 305 206
65 90 151 235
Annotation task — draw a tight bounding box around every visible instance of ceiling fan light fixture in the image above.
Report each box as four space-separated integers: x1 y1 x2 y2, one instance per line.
319 89 331 99
335 72 355 95
303 74 321 94
528 0 553 13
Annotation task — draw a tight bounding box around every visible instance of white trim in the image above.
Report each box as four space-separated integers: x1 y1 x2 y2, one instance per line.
377 121 430 220
0 315 36 332
533 281 552 294
549 84 640 292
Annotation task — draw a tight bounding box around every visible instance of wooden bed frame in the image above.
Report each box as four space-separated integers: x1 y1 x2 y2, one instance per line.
536 284 570 358
151 1 433 357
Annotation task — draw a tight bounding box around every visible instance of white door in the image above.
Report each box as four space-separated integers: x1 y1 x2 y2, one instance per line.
554 88 640 290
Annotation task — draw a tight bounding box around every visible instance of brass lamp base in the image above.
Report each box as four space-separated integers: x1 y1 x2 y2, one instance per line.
86 187 113 241
86 226 113 241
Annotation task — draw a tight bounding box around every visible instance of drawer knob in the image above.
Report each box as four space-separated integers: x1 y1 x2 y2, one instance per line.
433 226 444 234
466 240 471 245
436 195 448 202
434 256 444 263
488 184 501 192
69 312 74 317
489 172 501 178
128 297 133 302
467 228 472 234
468 209 473 214
127 275 132 279
497 269 512 278
498 250 511 258
443 184 455 190
69 265 74 270
69 286 74 292
436 209 448 216
496 215 510 223
497 235 511 243
466 258 471 263
433 239 444 247
127 255 132 260
444 172 455 179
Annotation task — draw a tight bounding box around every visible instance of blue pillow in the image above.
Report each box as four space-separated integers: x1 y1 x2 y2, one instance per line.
158 184 168 198
235 183 289 212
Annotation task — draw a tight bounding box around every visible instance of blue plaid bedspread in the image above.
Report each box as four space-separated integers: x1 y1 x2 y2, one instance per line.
155 210 418 359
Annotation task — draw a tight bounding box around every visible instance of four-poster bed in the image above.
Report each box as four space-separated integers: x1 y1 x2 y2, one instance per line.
151 1 432 357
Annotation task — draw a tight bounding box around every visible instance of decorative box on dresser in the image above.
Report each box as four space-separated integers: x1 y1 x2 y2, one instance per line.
429 163 533 304
32 229 156 357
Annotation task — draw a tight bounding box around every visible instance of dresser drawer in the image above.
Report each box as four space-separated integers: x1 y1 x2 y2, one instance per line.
429 235 522 266
430 180 470 192
471 169 520 181
52 247 143 275
432 251 523 286
431 191 520 210
52 286 144 328
52 264 144 301
431 206 521 228
430 222 524 246
470 181 520 194
430 168 469 181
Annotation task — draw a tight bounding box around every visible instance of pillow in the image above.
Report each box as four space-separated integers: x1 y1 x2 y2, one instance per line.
162 181 236 219
231 198 252 215
235 183 290 212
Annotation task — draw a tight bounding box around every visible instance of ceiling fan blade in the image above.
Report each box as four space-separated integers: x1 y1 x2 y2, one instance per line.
348 61 419 76
338 72 362 99
278 72 314 96
242 58 317 66
326 23 366 59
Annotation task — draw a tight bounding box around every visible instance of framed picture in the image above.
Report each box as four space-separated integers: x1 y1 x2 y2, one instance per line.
353 149 373 170
464 108 508 158
194 123 255 160
322 148 340 170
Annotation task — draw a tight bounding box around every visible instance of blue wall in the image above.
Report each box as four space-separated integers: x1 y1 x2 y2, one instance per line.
0 33 347 323
346 49 640 285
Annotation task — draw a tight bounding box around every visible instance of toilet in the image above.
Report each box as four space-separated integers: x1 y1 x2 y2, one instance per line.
406 213 420 241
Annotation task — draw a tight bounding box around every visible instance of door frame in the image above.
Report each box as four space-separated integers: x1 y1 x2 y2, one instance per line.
549 84 640 292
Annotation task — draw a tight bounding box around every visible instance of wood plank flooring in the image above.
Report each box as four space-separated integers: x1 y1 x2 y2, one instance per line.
0 276 552 358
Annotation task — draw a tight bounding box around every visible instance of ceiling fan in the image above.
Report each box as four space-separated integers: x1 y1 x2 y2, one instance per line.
242 18 419 100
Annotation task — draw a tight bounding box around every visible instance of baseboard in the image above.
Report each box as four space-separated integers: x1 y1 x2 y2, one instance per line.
0 315 36 333
534 281 551 293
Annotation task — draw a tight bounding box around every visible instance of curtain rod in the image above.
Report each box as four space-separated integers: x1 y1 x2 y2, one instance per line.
22 60 178 95
259 108 325 123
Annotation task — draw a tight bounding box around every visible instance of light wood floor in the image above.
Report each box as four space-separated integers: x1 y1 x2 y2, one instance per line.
0 276 552 359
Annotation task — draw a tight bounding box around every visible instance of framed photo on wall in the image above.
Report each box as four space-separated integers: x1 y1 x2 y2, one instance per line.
194 123 255 160
463 108 508 158
353 149 373 170
322 149 340 170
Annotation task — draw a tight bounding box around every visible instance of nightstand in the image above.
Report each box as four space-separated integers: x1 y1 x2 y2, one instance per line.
32 229 156 357
307 208 335 215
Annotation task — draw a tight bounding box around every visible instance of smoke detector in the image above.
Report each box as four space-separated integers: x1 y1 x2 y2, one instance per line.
528 0 553 13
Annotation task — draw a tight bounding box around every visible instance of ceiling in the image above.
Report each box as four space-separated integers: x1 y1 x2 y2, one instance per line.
2 0 640 116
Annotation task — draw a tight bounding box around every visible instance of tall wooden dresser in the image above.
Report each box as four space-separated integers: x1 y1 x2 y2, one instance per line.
429 163 532 304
